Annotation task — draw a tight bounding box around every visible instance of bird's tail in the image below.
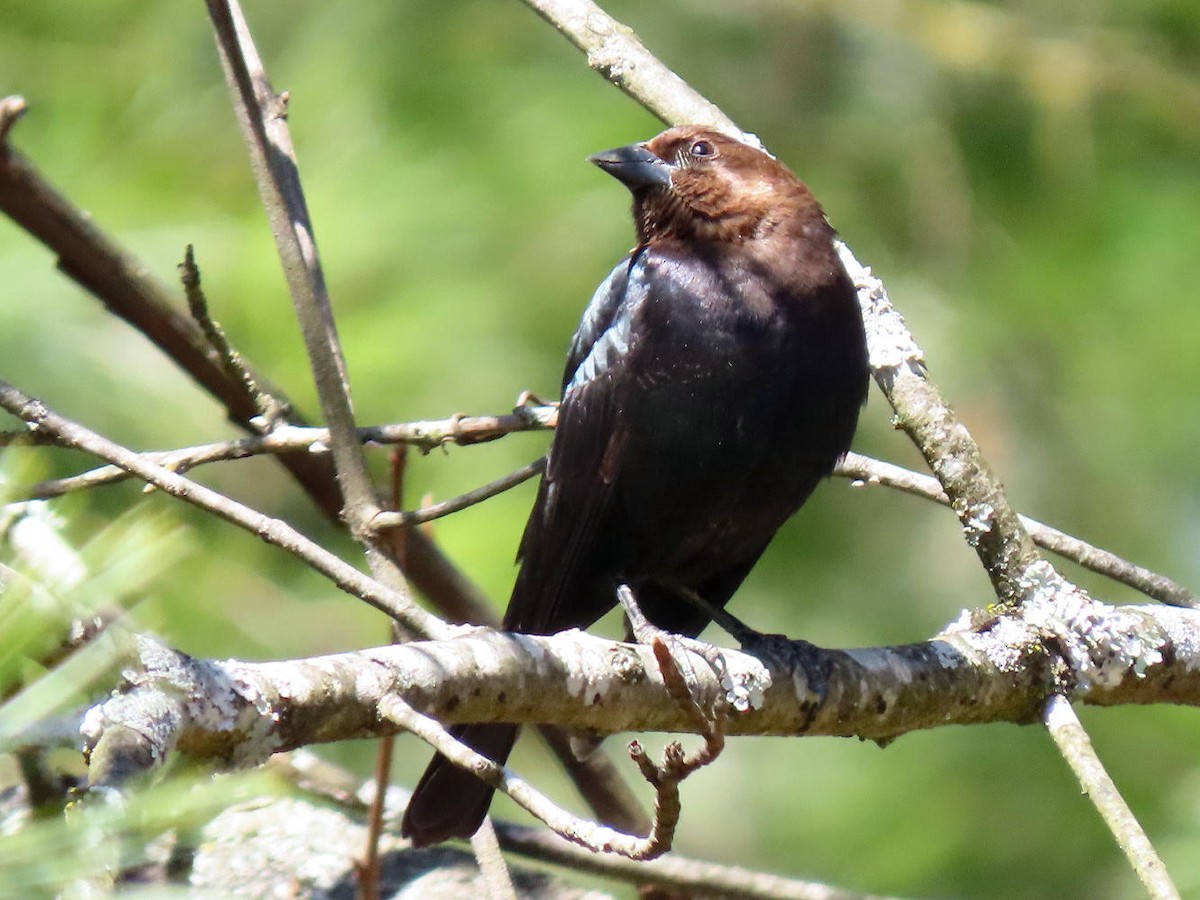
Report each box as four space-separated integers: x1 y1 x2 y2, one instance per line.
400 723 519 847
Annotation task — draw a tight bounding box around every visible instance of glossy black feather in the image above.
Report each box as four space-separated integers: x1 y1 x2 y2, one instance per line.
402 126 869 847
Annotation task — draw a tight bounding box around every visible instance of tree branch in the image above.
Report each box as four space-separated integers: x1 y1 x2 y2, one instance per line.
7 418 1191 608
273 750 890 899
0 379 447 639
370 459 545 530
837 452 1196 609
1043 695 1180 900
59 596 1200 790
204 1 419 650
380 692 686 860
0 91 491 637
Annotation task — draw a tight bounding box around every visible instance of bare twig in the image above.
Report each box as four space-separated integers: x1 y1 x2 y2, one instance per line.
0 380 448 639
1043 695 1180 900
610 585 732 856
271 747 888 899
497 822 903 900
7 409 553 498
521 1 743 139
355 730 392 900
370 459 545 530
357 449 409 900
837 452 1196 608
204 3 401 607
179 244 289 425
381 692 698 861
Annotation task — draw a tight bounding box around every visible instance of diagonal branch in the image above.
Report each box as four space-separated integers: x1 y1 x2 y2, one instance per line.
1043 695 1180 899
380 694 676 860
0 379 446 639
522 0 741 136
0 92 488 638
204 2 414 641
837 452 1196 609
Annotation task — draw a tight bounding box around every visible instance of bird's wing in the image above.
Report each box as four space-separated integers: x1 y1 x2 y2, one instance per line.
503 252 651 633
561 250 642 391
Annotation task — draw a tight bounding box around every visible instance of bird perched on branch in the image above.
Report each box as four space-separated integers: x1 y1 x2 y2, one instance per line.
401 125 869 846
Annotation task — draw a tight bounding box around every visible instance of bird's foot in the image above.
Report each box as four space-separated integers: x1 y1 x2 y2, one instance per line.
674 586 768 649
616 584 729 723
513 390 559 429
514 389 559 409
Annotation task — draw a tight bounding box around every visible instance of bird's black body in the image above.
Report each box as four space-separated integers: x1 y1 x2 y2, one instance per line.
402 127 869 846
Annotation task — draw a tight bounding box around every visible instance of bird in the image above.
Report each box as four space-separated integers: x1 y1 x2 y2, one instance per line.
401 125 870 846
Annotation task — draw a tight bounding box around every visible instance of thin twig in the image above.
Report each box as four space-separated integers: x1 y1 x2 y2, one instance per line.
0 380 449 639
521 1 742 138
497 822 903 900
8 423 1191 607
614 585 731 857
1043 695 1180 900
270 747 891 899
383 691 701 861
357 449 412 900
355 731 392 900
6 409 552 496
370 459 545 530
178 244 289 425
204 5 405 636
837 452 1197 608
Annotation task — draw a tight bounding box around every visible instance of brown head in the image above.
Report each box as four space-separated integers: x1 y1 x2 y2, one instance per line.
588 126 830 248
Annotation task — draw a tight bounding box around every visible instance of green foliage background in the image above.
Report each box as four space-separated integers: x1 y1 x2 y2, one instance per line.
2 1 1198 897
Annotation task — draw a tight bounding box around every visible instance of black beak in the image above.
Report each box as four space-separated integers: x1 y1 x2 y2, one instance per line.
588 143 672 191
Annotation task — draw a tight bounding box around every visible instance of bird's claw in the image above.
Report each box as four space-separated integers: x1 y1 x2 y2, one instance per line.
617 584 728 723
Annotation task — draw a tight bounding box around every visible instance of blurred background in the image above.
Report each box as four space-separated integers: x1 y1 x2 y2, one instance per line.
1 1 1198 896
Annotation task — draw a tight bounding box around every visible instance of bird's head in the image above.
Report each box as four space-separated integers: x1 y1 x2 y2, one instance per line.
588 126 825 247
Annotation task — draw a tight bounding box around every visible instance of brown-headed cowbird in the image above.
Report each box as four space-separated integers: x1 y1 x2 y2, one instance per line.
401 126 869 846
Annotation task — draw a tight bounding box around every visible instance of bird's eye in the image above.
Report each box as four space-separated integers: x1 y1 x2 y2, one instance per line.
689 139 715 159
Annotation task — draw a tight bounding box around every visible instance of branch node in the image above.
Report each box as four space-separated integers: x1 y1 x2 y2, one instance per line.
0 95 28 147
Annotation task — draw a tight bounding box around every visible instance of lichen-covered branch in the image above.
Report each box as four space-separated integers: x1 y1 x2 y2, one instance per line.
60 593 1200 793
839 252 1041 604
